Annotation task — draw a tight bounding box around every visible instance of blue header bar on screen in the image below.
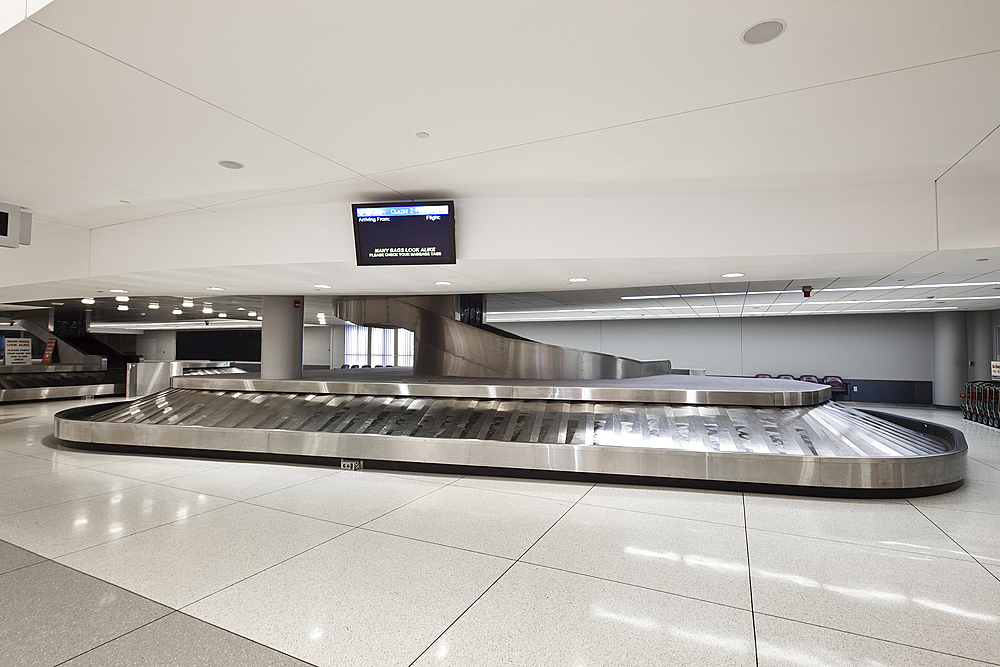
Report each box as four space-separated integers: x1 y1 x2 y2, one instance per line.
356 204 450 217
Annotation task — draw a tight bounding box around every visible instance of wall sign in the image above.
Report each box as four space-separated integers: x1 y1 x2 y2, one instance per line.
4 338 32 365
41 338 58 364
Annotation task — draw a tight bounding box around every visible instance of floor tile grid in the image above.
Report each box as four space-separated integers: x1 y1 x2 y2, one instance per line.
906 499 1000 585
21 491 239 563
0 450 90 481
47 609 185 667
742 493 761 667
0 469 151 520
744 525 1000 666
50 610 322 667
172 471 464 615
83 456 234 482
146 461 343 499
577 494 748 528
519 484 757 613
402 480 594 667
739 507 976 565
2 538 325 667
972 457 1000 474
355 479 590 563
240 468 466 527
751 613 1000 667
0 560 174 667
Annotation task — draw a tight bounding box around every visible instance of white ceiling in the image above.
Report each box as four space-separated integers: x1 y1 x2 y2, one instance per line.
0 1 999 321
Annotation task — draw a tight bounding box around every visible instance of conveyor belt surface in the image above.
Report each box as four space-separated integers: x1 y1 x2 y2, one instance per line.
55 386 966 495
81 388 947 458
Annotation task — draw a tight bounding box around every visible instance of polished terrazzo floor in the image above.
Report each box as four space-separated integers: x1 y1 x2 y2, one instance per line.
1 398 999 666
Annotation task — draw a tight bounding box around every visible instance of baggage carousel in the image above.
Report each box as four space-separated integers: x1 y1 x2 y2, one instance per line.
0 364 123 403
53 370 967 497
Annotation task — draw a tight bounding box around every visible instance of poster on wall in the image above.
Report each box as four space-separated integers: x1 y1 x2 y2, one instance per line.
992 360 1000 381
4 338 32 365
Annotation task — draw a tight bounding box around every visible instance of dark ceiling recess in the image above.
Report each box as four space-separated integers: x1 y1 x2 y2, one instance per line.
176 329 261 362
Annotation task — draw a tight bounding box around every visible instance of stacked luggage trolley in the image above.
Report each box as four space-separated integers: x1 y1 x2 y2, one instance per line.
963 381 1000 427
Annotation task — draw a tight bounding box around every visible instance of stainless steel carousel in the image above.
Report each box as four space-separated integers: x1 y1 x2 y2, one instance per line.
54 297 966 496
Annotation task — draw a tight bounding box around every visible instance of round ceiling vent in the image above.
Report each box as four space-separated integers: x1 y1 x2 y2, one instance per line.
742 20 786 45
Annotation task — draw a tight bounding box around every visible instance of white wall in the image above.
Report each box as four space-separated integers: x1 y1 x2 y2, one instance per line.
497 312 935 381
135 330 176 360
331 324 346 368
1 182 938 300
304 325 332 367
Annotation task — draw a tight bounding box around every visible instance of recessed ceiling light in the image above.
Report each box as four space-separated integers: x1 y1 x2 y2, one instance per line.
218 312 227 318
109 289 128 293
416 132 430 139
434 281 452 286
148 303 160 309
115 295 129 302
203 306 213 314
257 316 263 321
217 161 244 169
248 311 257 317
741 19 786 45
51 302 64 306
314 284 332 289
172 309 182 315
721 272 745 278
568 277 589 283
206 286 225 291
237 307 245 311
182 299 194 308
81 298 96 305
117 304 128 311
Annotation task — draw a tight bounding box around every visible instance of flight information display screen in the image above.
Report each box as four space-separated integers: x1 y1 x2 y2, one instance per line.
352 201 456 266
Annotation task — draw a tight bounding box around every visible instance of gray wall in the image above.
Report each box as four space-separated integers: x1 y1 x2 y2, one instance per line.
304 326 333 367
497 312 937 381
135 331 176 361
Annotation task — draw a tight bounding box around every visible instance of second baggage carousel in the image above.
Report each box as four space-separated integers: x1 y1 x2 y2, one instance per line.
53 369 966 497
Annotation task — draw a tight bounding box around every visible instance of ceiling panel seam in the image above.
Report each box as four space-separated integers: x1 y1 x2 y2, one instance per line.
888 252 941 280
28 19 373 183
199 178 364 211
935 121 1000 181
0 149 203 230
364 48 1000 179
25 17 1000 183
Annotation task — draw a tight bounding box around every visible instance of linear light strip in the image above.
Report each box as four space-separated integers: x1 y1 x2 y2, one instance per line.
620 281 1000 300
491 294 1000 317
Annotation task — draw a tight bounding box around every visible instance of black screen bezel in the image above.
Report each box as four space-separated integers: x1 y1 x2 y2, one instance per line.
352 200 457 266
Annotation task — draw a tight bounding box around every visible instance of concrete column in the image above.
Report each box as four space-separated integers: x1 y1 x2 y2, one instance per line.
933 311 967 407
969 310 994 381
261 296 304 380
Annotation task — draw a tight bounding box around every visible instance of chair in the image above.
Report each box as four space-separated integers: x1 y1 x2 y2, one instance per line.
822 376 847 393
754 373 772 379
799 375 821 383
340 364 349 369
776 374 795 380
